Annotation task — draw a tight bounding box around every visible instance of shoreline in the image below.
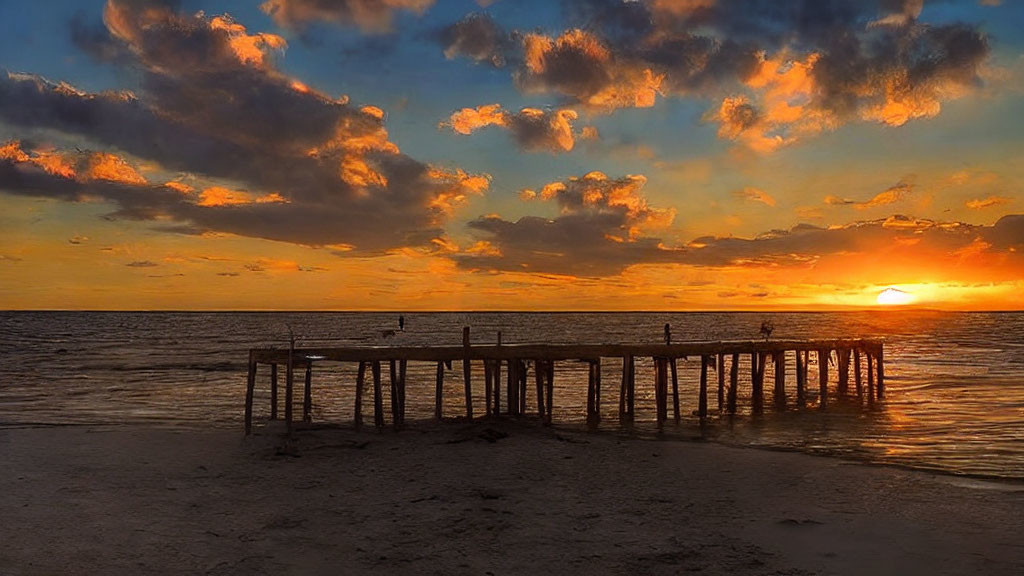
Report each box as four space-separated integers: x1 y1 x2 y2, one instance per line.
2 420 1023 575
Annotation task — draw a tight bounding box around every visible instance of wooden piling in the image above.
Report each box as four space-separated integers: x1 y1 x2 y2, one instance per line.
837 348 851 397
507 358 519 416
796 350 806 407
269 363 278 420
593 358 601 423
518 360 528 416
727 353 738 414
655 357 668 425
483 360 493 416
854 349 863 397
751 352 765 414
462 327 473 420
492 360 502 415
285 337 295 433
670 358 680 423
535 360 546 418
717 353 725 412
698 355 709 420
303 362 313 423
876 346 885 399
773 352 786 411
434 360 444 420
397 359 407 428
355 361 366 429
244 350 256 435
389 359 399 425
818 349 829 409
544 360 554 425
372 360 384 428
619 356 628 418
587 360 597 424
867 353 875 405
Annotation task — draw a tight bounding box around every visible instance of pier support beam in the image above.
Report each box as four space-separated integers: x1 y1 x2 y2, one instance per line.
818 349 829 409
717 354 725 412
372 361 384 428
795 351 806 407
285 337 295 434
462 327 473 420
751 352 765 414
270 363 278 420
854 349 863 397
727 353 738 414
244 351 256 435
698 355 709 420
587 359 602 425
619 355 635 422
355 362 366 429
773 352 786 411
303 362 313 423
837 348 851 397
434 361 444 420
876 346 885 399
670 358 680 423
867 353 875 406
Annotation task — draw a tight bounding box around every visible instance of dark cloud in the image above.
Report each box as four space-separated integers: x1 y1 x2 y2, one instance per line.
125 260 158 267
437 12 514 68
260 0 434 34
0 1 487 252
444 105 581 153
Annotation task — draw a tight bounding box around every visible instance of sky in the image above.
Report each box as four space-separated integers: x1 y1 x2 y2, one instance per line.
0 0 1022 311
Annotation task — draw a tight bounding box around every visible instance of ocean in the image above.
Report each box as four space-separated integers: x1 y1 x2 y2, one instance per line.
1 311 1022 480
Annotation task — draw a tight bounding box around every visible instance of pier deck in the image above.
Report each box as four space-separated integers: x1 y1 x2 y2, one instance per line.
244 329 885 435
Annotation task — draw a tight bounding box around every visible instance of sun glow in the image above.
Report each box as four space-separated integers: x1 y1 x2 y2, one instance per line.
877 287 914 306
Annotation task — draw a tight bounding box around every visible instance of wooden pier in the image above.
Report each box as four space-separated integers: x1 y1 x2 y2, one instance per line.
244 328 885 435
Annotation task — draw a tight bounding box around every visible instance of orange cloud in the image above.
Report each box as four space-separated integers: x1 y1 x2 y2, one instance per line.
518 30 663 111
445 105 581 153
735 187 776 207
197 187 288 207
84 152 146 184
966 195 1012 209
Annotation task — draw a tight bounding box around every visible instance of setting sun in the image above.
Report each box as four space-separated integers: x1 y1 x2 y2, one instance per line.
877 287 914 306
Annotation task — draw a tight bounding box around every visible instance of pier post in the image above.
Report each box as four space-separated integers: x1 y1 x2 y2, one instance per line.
270 363 278 420
854 349 863 397
507 358 519 416
717 354 725 412
818 349 829 409
655 358 668 426
355 361 366 429
796 350 806 407
462 327 473 420
397 359 407 428
492 360 502 415
594 358 601 423
286 336 295 434
545 360 554 425
670 358 680 423
303 362 313 423
244 350 256 435
867 353 875 406
773 352 786 411
484 360 493 416
587 360 598 424
751 352 765 414
535 360 546 418
876 345 885 399
699 355 709 420
372 360 384 428
837 348 850 397
434 361 444 420
389 360 399 426
519 360 528 416
727 353 738 414
619 356 628 418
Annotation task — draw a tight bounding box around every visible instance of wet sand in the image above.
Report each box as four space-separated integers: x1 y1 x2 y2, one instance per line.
1 421 1022 575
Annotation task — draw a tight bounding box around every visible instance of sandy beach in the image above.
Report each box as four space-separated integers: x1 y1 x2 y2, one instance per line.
2 421 1022 575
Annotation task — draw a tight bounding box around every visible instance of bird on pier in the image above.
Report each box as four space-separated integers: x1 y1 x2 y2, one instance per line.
760 320 774 341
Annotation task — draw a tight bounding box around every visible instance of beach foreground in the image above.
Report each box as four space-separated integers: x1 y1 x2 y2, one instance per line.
2 422 1022 575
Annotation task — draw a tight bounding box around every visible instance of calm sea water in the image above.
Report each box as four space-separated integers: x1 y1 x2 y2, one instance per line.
1 311 1022 480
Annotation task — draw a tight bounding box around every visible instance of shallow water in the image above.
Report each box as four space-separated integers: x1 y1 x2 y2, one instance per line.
0 311 1022 479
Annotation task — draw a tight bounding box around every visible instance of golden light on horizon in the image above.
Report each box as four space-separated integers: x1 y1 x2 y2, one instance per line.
877 287 914 306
